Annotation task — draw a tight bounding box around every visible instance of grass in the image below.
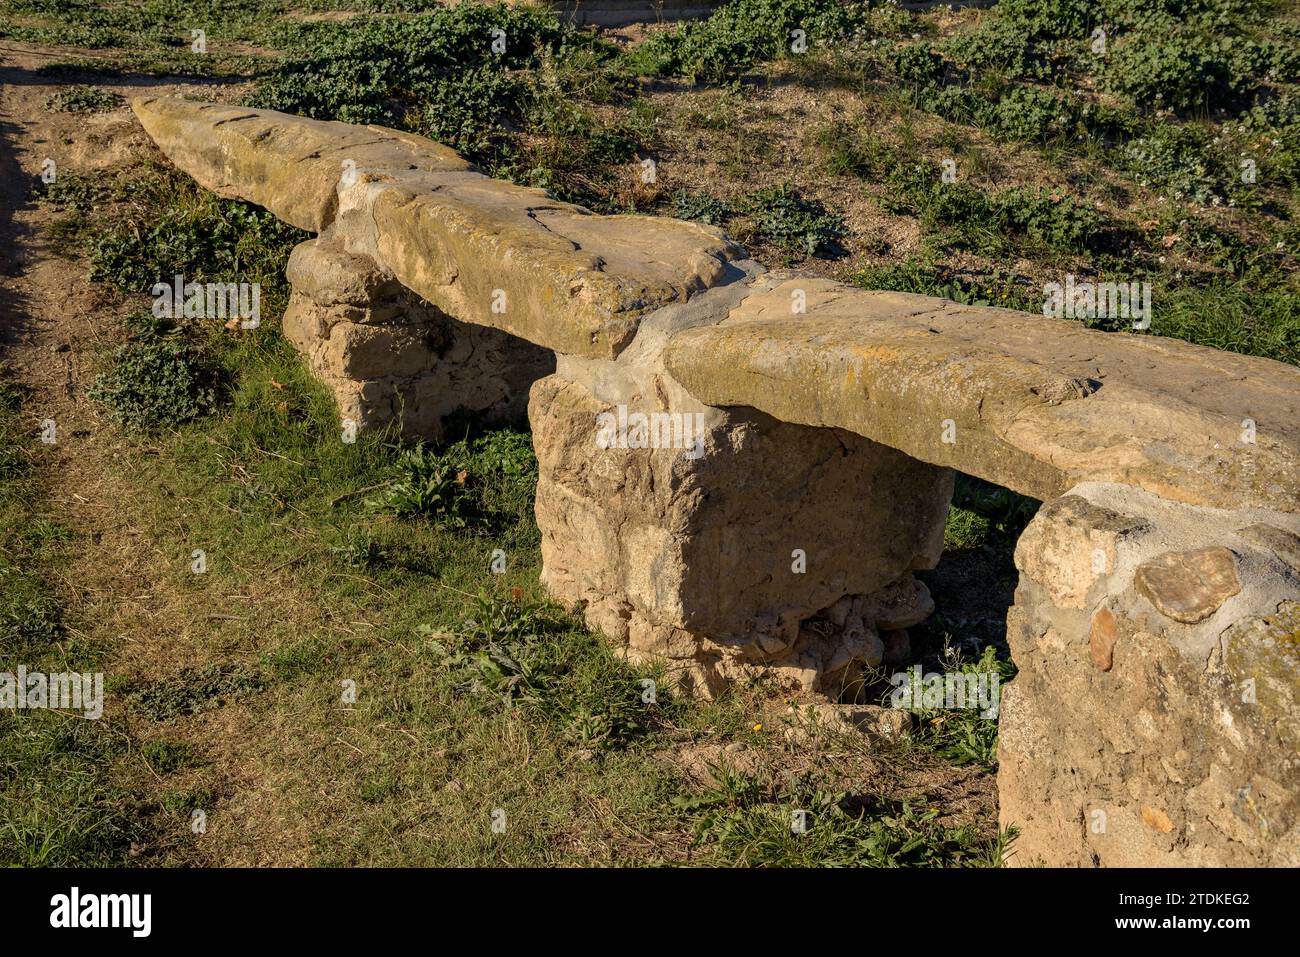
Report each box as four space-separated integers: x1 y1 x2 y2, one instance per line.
0 379 142 866
674 766 1008 867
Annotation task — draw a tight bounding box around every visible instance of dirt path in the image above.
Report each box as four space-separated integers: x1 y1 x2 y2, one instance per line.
0 43 247 498
0 45 322 866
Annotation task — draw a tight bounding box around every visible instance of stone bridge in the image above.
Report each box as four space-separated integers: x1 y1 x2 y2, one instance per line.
133 96 1300 867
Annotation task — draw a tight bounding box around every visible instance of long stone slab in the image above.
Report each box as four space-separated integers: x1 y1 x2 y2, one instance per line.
132 96 741 358
663 276 1300 512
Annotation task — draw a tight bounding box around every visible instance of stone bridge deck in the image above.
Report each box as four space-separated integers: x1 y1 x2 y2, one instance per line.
133 96 1300 868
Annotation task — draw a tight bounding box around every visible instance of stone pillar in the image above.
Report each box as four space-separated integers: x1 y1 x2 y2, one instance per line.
282 235 554 440
527 277 954 698
999 483 1300 866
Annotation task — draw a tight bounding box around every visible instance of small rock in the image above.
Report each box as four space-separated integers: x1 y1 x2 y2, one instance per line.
869 707 913 742
1141 805 1175 834
1135 547 1241 623
1089 607 1119 671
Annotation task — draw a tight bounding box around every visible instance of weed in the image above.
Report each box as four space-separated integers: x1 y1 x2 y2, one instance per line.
622 0 866 83
90 187 303 298
0 595 63 654
371 430 537 539
899 645 1016 768
44 85 121 113
128 664 265 721
140 740 197 775
672 189 732 225
674 766 1008 866
853 259 1039 311
742 184 846 259
89 330 223 434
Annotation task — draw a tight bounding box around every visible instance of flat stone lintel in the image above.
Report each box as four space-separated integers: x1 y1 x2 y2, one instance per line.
663 277 1300 513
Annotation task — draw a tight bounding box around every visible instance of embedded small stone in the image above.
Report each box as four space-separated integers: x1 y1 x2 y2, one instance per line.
1141 805 1175 834
1089 607 1119 671
1134 547 1241 624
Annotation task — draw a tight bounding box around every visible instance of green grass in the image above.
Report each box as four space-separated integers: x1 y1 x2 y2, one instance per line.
0 378 142 866
674 765 1010 867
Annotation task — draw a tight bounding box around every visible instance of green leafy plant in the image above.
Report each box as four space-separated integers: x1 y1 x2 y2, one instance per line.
674 766 1009 866
89 327 223 434
249 4 577 131
370 429 538 535
90 193 302 295
743 184 846 258
900 645 1016 768
128 664 264 721
672 188 732 225
853 259 1039 311
1 595 63 653
140 740 197 774
621 0 866 83
889 42 945 87
1102 35 1253 114
44 85 121 113
412 65 520 162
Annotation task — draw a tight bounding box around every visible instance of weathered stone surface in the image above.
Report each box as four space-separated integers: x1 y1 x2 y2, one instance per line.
528 368 952 698
1134 547 1242 624
283 236 552 438
1014 495 1149 610
132 95 473 232
133 96 743 359
663 276 1300 512
527 267 950 696
999 482 1300 866
1223 601 1300 754
1238 523 1300 574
